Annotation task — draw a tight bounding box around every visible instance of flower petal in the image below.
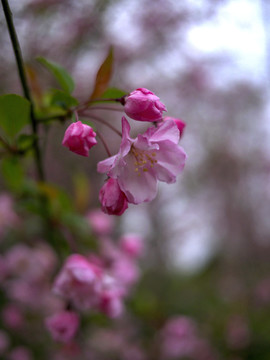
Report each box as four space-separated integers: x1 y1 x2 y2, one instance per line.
117 154 157 204
154 141 187 183
97 155 117 174
150 119 180 144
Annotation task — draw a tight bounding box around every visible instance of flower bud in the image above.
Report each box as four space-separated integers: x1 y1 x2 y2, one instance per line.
45 310 79 343
124 88 167 122
62 121 97 157
99 178 128 216
163 116 186 137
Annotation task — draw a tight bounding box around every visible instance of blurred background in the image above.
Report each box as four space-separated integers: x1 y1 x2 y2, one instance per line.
1 0 270 359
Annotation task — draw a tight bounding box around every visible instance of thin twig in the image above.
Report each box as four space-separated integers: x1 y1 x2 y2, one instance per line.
80 112 122 137
1 0 44 180
96 131 112 157
85 105 124 112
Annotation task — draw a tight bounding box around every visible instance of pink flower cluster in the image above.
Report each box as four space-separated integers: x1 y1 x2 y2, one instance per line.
49 231 144 342
160 316 216 360
61 88 186 215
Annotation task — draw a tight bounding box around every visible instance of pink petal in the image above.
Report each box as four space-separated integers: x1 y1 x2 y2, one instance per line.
154 141 187 183
150 119 179 144
117 154 157 204
97 155 117 174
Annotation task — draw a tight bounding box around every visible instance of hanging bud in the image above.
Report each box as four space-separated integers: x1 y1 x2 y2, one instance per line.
62 121 97 157
99 178 128 216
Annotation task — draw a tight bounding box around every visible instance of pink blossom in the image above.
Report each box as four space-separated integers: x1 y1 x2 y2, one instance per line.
2 304 24 329
99 289 124 318
98 117 186 204
62 121 97 157
52 254 103 310
8 347 32 360
45 310 79 343
5 243 56 281
124 88 167 122
86 209 114 235
98 274 125 318
119 234 144 258
111 255 140 292
99 178 128 216
163 116 186 137
160 316 198 359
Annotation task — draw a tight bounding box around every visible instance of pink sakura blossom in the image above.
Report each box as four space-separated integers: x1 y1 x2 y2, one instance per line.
124 88 167 122
119 234 144 258
163 116 186 138
2 304 24 329
99 178 128 216
98 117 186 204
45 310 79 343
98 275 124 318
8 347 33 360
86 209 114 235
62 121 97 157
52 254 103 310
160 316 198 359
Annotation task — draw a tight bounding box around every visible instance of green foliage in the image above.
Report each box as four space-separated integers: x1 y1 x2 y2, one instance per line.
100 86 126 100
16 134 37 152
89 46 114 100
0 94 30 138
48 89 78 109
37 57 75 94
1 156 24 192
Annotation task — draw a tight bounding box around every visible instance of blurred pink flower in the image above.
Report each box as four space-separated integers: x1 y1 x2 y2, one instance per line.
119 234 144 258
99 288 124 318
110 255 140 292
53 254 103 310
45 310 79 343
8 346 32 360
2 304 24 329
98 117 186 204
160 316 198 359
5 243 56 281
86 209 114 235
163 116 186 137
62 121 97 157
124 88 167 122
99 178 128 216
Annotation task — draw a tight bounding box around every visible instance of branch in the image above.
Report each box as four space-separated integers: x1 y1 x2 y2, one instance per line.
1 0 44 180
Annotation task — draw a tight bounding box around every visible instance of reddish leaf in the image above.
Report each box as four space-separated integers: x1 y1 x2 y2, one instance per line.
89 47 114 101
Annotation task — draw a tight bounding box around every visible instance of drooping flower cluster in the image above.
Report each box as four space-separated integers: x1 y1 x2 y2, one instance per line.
61 88 186 215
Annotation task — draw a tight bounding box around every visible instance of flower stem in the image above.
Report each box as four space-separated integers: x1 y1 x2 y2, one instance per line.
80 112 122 137
1 0 44 181
96 131 112 157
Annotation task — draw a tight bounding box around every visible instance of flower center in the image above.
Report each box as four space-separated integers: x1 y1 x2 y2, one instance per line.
131 146 157 176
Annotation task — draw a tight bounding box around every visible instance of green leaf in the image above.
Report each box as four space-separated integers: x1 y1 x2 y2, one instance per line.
100 87 127 99
89 47 114 100
49 89 78 109
0 94 30 138
1 156 24 193
37 57 75 94
16 134 37 151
